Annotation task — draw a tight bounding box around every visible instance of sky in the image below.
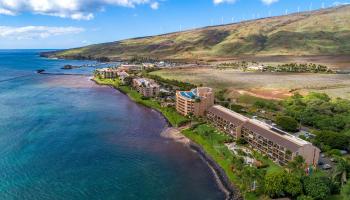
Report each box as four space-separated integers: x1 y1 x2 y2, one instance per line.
0 0 349 49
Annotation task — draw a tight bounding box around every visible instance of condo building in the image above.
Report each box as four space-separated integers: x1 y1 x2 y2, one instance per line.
176 87 215 117
95 68 119 79
117 71 129 83
207 105 320 166
132 78 160 97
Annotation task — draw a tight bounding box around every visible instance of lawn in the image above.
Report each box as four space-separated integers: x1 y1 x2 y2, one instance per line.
182 124 240 184
182 124 284 200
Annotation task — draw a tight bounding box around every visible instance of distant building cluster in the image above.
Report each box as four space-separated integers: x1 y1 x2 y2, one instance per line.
132 78 160 97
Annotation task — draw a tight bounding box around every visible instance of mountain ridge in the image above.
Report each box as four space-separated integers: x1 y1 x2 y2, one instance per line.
44 5 350 62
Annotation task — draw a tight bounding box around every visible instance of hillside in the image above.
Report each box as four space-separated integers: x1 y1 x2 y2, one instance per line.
45 5 350 62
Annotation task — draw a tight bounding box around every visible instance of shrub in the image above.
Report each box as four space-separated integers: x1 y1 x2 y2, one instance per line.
314 131 350 150
236 138 248 145
285 174 303 197
276 115 298 132
264 171 287 198
303 175 331 200
297 195 314 200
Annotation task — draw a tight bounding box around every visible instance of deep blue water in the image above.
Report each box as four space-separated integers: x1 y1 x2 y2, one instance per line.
0 50 224 200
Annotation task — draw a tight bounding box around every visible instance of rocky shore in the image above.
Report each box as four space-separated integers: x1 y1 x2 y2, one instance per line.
161 127 243 200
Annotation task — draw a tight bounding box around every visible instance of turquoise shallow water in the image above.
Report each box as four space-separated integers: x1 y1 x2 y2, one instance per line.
0 50 224 200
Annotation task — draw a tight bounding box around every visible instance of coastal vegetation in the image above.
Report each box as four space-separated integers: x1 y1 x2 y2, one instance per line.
182 123 350 200
143 73 196 91
93 77 189 127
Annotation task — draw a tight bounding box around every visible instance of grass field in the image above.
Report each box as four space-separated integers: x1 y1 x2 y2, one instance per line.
151 67 350 100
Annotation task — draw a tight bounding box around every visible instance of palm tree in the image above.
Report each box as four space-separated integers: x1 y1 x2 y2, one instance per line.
240 166 263 192
287 155 306 174
332 158 349 187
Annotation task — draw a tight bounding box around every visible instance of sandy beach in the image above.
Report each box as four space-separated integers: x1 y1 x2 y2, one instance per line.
160 127 191 146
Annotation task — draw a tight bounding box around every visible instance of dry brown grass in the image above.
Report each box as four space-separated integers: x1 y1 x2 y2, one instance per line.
151 67 350 100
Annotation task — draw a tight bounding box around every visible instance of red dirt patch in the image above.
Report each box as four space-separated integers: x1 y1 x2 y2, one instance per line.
236 88 293 100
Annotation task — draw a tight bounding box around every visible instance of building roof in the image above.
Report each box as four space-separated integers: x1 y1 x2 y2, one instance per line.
134 78 159 88
180 90 197 99
117 71 129 76
207 105 313 152
207 105 249 125
242 120 307 152
179 87 212 100
96 68 118 72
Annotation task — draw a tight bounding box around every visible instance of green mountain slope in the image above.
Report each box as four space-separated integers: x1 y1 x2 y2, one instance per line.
47 5 350 61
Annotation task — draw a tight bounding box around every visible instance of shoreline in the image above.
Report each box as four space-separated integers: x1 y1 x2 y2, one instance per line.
92 78 241 200
161 127 242 200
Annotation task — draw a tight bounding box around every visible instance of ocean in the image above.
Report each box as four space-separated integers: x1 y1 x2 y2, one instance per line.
0 50 224 200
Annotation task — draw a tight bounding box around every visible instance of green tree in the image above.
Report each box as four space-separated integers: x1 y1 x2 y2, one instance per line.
340 181 350 199
332 158 350 187
314 131 350 150
297 195 314 200
264 171 287 198
240 166 263 192
276 115 298 132
123 76 134 86
303 175 331 200
285 174 303 197
287 156 306 174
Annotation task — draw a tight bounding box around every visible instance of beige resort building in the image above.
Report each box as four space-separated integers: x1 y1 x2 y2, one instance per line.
176 87 214 117
95 68 119 79
117 71 129 83
206 105 320 166
132 78 160 97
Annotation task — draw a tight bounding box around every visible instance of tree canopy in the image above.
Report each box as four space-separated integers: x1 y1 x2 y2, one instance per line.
276 115 299 132
283 93 350 133
303 175 331 200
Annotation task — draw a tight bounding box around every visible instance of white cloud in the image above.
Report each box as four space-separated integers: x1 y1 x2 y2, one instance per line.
213 0 237 5
150 2 159 10
0 26 84 40
333 2 350 6
261 0 279 5
214 0 278 5
0 0 160 20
